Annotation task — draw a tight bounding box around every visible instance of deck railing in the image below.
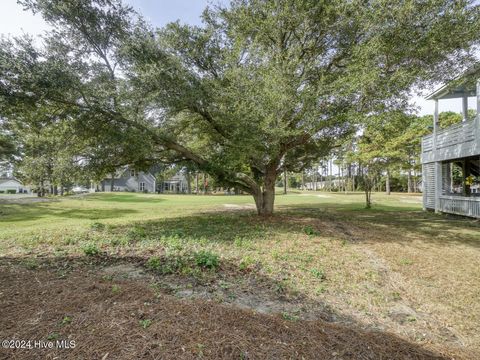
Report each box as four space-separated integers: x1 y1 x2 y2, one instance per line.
439 195 480 218
422 134 434 152
422 119 476 154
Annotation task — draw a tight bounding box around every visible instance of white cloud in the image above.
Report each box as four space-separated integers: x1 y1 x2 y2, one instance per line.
410 93 476 117
0 0 50 37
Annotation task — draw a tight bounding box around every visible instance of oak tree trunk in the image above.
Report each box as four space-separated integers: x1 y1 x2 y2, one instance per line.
110 172 115 192
253 169 276 216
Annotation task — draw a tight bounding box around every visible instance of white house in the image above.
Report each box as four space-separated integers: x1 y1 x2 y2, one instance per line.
161 173 189 193
0 178 30 194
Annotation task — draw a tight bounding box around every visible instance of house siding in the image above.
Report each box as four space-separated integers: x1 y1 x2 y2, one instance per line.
0 179 29 193
101 170 155 193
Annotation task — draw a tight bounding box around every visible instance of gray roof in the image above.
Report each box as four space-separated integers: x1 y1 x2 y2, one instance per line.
0 178 22 185
426 64 480 100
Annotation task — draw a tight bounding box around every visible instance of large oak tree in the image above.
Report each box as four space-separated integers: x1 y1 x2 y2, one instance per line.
1 0 479 214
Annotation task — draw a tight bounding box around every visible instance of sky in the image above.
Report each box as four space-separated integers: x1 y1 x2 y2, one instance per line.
0 0 475 116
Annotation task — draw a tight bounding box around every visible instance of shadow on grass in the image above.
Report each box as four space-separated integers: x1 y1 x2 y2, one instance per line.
282 203 480 248
107 211 304 245
0 203 139 222
103 204 480 249
0 255 458 360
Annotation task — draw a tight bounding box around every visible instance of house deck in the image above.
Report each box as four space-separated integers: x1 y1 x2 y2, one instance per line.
421 67 480 218
421 118 479 163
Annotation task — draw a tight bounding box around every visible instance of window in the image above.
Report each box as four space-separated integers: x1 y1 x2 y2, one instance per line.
139 182 145 191
130 170 136 177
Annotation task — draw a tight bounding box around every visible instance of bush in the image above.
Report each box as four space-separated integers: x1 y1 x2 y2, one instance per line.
146 256 161 270
303 225 319 236
0 190 4 193
6 189 16 194
147 251 219 274
194 250 219 269
146 255 188 275
127 226 146 241
90 222 106 231
82 243 100 256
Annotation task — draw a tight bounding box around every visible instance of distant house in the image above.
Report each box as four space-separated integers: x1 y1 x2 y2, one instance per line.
99 167 191 194
100 167 156 193
0 178 30 193
160 173 189 193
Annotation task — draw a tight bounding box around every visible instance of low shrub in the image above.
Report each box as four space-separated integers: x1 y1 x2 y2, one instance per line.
128 226 146 241
82 243 100 256
90 222 106 231
303 225 319 236
194 250 219 270
147 251 220 274
146 256 162 270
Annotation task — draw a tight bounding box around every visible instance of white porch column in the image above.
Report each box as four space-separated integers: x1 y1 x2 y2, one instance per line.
476 79 480 126
433 99 439 135
476 79 480 147
462 94 468 122
434 161 442 213
433 99 442 212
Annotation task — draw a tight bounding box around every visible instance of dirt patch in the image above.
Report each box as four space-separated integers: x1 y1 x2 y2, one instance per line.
101 264 150 280
0 261 467 360
298 194 332 198
222 203 255 210
165 275 336 322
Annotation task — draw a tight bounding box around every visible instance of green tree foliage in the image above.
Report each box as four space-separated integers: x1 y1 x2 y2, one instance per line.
347 110 474 206
349 112 429 206
421 109 476 129
12 121 78 194
0 129 16 163
1 0 479 214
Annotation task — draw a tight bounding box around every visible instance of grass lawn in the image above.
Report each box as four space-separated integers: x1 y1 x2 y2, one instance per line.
1 191 479 359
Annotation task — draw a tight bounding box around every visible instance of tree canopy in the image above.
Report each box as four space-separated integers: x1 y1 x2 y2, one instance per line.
1 0 479 214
